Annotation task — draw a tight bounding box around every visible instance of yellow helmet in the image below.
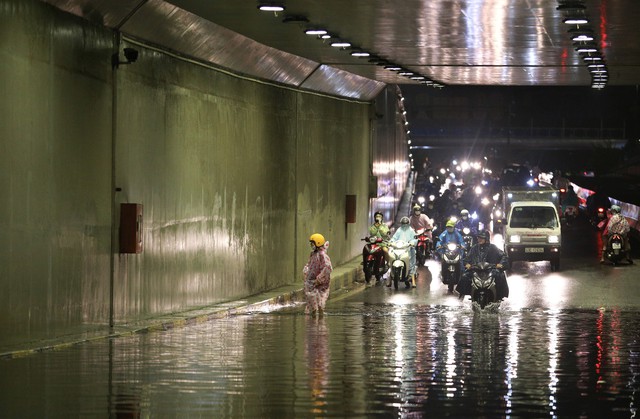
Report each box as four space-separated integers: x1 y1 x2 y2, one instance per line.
446 219 456 228
309 233 326 247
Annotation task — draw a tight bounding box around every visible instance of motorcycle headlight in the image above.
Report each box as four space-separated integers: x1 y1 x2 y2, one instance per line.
463 227 470 235
509 235 521 243
548 235 560 244
472 276 483 288
447 243 457 251
417 196 425 204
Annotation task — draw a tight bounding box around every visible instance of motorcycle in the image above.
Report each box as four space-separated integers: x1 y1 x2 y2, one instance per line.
387 240 413 290
460 227 475 250
439 242 463 292
415 228 432 266
467 262 504 309
361 236 389 283
603 233 629 265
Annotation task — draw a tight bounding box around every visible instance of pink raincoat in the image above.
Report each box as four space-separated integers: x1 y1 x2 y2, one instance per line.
303 243 333 313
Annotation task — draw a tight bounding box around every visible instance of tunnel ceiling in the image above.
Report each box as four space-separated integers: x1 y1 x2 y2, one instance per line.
159 0 639 87
37 0 640 175
43 0 640 96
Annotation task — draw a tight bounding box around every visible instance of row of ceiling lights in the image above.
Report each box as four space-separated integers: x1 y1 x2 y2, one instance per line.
557 1 608 89
257 3 444 88
395 88 418 169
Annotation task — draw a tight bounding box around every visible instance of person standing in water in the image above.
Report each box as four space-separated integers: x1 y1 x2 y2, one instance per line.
304 233 333 316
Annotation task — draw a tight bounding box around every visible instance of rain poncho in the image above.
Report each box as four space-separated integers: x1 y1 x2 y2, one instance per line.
605 213 630 235
303 243 333 313
437 229 465 255
410 213 433 239
391 225 418 275
455 217 479 236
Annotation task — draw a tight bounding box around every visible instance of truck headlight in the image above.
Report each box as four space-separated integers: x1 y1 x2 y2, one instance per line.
509 235 521 243
548 235 560 244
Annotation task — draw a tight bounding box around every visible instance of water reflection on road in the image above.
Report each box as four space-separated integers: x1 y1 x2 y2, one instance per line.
2 292 639 418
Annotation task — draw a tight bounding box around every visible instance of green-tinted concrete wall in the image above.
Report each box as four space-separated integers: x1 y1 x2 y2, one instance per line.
0 1 113 347
0 0 408 349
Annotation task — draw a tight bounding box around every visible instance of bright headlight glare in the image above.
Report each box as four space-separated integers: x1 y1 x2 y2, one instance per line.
548 235 560 244
509 235 521 243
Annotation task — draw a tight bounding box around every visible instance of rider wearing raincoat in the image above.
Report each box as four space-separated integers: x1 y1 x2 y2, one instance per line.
304 233 333 316
389 217 418 287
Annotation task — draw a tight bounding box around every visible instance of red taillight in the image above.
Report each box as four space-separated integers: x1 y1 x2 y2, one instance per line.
598 207 604 213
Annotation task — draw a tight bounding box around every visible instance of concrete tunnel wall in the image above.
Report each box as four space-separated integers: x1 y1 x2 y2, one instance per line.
0 0 409 347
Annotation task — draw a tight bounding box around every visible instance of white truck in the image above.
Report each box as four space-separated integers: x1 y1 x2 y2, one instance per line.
501 185 562 271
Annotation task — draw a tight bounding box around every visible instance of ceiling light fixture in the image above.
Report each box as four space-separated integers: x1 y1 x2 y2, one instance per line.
258 4 285 12
572 34 593 42
330 41 351 48
563 18 589 25
351 51 371 57
305 29 327 36
384 65 402 71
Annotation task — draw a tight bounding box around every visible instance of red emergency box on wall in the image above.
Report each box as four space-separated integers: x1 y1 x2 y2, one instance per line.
120 203 143 254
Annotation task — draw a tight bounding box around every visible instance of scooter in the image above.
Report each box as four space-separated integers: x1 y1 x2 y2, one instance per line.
361 236 389 283
439 242 463 292
603 233 630 265
387 240 413 290
415 228 432 266
468 262 504 309
460 227 475 250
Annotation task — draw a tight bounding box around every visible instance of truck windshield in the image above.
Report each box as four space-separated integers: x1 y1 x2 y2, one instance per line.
510 207 558 228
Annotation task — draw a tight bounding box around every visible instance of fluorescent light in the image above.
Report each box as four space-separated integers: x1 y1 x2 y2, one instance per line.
258 5 285 12
330 42 351 48
351 51 371 57
564 18 589 25
305 29 327 36
572 34 593 42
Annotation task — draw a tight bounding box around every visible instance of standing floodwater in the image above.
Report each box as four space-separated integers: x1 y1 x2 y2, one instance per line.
2 299 639 418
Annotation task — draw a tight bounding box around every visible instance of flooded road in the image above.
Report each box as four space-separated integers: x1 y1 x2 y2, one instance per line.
1 224 639 417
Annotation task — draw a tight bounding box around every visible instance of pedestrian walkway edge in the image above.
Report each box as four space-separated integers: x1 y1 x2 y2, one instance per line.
0 257 365 360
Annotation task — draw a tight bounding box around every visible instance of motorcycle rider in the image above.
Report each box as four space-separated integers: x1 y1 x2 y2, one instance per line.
562 187 579 214
369 211 391 240
455 209 479 236
389 216 418 287
456 230 509 300
600 205 633 264
410 204 434 241
363 211 390 278
423 200 440 223
437 219 465 256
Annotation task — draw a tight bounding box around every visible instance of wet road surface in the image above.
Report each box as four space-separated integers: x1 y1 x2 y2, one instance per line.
1 221 639 418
